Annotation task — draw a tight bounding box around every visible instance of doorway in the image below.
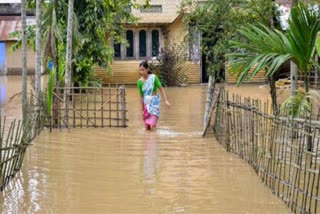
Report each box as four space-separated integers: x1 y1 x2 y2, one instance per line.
201 53 209 83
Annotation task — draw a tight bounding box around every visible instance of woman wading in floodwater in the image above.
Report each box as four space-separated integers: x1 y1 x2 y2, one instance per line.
137 61 171 130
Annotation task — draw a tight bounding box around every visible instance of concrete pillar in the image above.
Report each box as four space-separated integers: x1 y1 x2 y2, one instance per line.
290 61 298 96
134 29 139 60
121 33 126 60
147 29 152 59
159 28 163 56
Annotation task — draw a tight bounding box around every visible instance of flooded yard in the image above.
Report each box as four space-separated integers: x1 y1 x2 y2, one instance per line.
0 76 290 213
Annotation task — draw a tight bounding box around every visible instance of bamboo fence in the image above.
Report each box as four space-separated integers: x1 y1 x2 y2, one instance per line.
212 87 320 214
0 106 44 191
52 84 128 128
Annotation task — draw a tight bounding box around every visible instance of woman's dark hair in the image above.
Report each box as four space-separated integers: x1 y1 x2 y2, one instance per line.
139 61 152 74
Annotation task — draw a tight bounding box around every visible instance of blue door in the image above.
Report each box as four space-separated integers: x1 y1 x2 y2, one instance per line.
0 42 6 74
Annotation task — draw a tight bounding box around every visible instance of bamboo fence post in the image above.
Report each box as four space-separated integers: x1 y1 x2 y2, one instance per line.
59 90 61 129
210 87 320 213
80 85 82 128
120 85 126 127
109 84 111 127
226 92 230 152
94 88 96 127
309 128 320 212
2 120 15 186
117 85 119 127
250 99 255 167
73 86 76 128
8 120 21 177
314 162 320 213
12 120 23 173
86 87 89 128
101 88 104 128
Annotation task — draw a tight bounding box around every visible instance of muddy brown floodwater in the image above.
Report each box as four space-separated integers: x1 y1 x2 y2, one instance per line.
0 77 291 214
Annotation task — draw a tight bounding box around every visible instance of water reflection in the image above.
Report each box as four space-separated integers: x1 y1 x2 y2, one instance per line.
0 80 291 214
0 75 7 116
143 132 159 195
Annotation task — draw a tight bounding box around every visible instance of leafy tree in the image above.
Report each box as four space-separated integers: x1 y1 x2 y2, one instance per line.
13 0 148 86
149 39 188 87
182 0 279 81
71 0 144 85
182 0 280 123
228 3 320 115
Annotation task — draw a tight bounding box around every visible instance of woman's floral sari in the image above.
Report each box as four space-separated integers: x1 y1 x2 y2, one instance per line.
142 74 161 121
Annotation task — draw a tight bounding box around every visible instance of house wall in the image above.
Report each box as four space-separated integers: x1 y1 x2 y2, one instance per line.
187 62 201 84
225 66 267 83
120 26 164 61
95 16 201 85
95 61 201 85
6 41 35 74
167 16 201 84
95 61 140 85
167 16 186 45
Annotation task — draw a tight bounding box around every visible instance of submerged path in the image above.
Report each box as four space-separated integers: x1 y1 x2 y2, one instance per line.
0 77 290 213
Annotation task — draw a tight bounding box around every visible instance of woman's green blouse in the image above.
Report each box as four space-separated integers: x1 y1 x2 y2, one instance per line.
137 75 162 96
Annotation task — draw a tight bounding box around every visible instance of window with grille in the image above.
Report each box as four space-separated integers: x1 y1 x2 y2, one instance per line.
126 30 134 57
152 30 160 57
140 5 162 13
188 25 201 62
114 43 121 58
139 30 147 57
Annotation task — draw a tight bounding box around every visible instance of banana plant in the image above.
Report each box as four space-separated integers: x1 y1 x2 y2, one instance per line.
316 32 320 57
46 68 55 117
281 90 320 117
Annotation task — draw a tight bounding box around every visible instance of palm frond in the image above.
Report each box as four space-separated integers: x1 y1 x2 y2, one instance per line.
288 3 320 74
227 2 320 86
280 90 320 117
227 24 292 85
315 32 320 58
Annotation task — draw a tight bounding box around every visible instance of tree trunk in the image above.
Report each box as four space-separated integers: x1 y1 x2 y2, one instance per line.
64 0 74 123
304 74 313 151
290 0 299 95
204 74 216 127
21 0 27 121
268 0 274 28
54 0 59 87
290 61 298 96
53 36 59 127
266 0 279 113
35 0 42 104
267 75 278 114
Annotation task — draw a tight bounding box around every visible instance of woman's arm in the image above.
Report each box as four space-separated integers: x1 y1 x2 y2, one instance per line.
159 87 171 109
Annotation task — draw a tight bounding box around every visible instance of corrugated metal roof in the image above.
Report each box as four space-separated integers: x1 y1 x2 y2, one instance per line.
0 16 35 41
0 16 20 41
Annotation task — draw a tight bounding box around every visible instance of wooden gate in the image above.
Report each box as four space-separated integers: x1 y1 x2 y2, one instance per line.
52 85 127 128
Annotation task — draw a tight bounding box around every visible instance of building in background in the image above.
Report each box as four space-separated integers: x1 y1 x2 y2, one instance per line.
0 2 35 75
97 0 292 85
95 0 202 84
0 0 293 83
